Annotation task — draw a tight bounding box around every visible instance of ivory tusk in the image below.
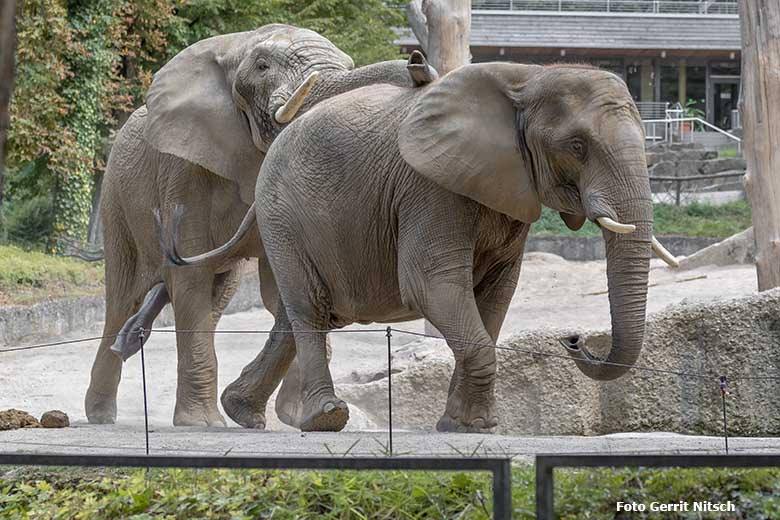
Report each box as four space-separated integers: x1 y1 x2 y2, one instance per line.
596 217 636 234
274 71 320 124
652 235 679 268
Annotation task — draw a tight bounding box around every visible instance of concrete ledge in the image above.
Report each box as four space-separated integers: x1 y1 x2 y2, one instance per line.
0 271 261 348
526 235 722 261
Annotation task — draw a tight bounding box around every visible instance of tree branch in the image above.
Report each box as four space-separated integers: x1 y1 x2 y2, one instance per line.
405 0 429 53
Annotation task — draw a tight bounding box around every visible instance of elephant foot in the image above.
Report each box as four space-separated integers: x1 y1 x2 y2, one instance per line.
274 372 304 429
435 414 497 433
221 385 267 429
436 389 497 434
85 388 117 424
173 401 227 428
299 394 349 432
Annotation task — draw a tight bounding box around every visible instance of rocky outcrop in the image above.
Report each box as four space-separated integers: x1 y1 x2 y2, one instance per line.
339 289 780 436
646 143 746 193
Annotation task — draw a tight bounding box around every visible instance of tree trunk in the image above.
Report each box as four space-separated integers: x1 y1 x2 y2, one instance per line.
0 0 17 235
407 0 471 75
407 1 472 336
739 1 780 290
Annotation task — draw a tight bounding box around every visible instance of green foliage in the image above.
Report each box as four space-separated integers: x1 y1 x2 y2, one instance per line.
0 244 103 293
2 466 780 519
6 0 406 244
531 200 753 238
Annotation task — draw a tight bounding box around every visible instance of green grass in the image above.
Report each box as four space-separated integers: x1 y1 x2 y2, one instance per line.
2 466 779 519
530 200 752 238
0 245 104 305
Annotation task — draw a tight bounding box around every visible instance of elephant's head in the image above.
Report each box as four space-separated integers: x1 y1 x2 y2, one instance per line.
400 63 673 381
144 24 354 203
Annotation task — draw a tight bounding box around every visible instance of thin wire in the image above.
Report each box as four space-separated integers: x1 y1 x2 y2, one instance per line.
391 328 721 381
4 326 780 382
0 334 121 353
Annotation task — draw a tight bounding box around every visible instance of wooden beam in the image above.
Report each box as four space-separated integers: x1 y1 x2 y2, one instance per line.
739 0 780 290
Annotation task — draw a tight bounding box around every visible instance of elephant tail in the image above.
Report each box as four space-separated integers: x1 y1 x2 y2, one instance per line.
155 203 256 268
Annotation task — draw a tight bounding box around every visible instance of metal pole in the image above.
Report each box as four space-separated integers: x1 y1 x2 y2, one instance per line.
139 328 150 456
386 326 393 457
720 376 729 455
675 179 681 206
494 459 513 519
535 458 553 520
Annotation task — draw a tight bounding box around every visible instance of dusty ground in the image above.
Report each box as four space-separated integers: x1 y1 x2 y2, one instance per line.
2 254 773 455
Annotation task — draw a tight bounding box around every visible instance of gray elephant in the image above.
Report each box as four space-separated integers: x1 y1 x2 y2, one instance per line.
166 62 678 432
85 23 436 427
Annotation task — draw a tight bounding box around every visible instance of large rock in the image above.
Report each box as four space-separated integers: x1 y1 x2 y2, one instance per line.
339 289 780 436
0 409 41 430
678 227 755 270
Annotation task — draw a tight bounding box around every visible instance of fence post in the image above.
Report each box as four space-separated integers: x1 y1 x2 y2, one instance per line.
386 326 393 457
535 458 554 520
675 179 681 206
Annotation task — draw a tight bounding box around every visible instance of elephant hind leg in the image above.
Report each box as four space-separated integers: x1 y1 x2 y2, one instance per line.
86 230 144 424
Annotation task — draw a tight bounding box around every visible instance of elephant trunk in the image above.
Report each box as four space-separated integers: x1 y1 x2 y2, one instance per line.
301 60 422 110
562 164 653 381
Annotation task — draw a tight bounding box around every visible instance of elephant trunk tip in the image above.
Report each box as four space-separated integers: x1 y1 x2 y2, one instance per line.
557 334 632 381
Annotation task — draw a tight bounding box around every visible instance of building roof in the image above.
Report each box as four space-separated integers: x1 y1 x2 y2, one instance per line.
397 11 742 52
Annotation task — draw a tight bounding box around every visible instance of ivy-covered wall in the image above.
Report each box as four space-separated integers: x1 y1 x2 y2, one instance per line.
5 0 405 249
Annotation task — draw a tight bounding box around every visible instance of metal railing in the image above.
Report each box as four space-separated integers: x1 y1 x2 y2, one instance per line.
536 455 780 520
644 116 742 152
472 0 738 14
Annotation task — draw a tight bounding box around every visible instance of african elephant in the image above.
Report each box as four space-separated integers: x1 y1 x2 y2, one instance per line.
85 23 436 427
166 62 679 432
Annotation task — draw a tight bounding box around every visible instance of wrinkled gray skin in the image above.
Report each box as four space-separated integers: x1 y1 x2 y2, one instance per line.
84 23 429 427
170 63 652 432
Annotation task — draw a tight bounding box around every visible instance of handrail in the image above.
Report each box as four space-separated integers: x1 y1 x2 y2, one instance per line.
472 0 739 15
643 117 742 143
649 170 745 182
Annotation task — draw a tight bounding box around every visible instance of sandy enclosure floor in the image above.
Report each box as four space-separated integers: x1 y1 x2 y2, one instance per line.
0 255 761 437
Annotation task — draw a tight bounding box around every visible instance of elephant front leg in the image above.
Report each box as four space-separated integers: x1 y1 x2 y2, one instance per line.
221 302 297 429
167 269 226 427
289 319 348 432
420 282 499 433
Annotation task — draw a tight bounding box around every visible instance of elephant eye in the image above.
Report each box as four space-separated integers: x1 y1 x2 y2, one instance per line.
256 61 269 71
570 138 587 160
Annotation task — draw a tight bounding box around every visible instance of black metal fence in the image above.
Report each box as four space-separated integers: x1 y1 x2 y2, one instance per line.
535 454 780 520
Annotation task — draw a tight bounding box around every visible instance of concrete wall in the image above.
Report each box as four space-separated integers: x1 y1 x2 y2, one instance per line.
0 271 262 348
526 235 721 261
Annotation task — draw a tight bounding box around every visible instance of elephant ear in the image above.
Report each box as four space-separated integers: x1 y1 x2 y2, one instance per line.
399 63 542 223
144 32 262 202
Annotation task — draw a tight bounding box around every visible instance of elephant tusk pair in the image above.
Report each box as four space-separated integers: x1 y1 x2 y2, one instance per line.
596 217 679 268
274 71 320 124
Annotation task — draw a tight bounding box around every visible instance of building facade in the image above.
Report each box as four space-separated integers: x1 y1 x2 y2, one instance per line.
397 0 741 129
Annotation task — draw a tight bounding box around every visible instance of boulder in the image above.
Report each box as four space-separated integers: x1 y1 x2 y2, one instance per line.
338 289 780 436
40 410 70 428
678 227 755 270
700 157 747 175
0 409 41 430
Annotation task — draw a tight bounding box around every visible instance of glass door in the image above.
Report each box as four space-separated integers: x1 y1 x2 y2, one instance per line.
712 79 740 130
